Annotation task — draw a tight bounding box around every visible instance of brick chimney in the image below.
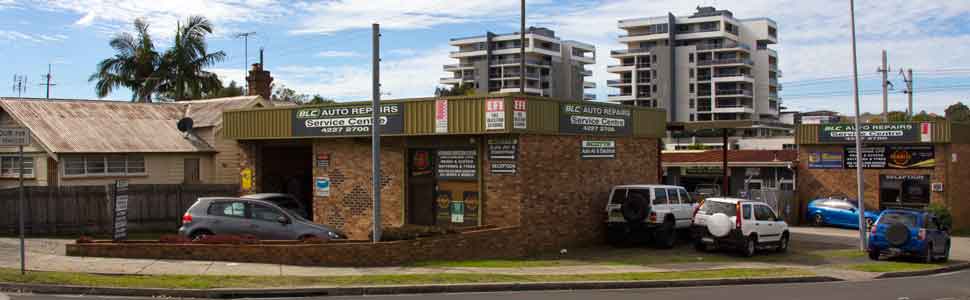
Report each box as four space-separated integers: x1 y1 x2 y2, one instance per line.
246 49 273 100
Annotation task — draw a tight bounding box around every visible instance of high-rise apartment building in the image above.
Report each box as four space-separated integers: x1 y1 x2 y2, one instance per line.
608 7 782 124
441 27 596 100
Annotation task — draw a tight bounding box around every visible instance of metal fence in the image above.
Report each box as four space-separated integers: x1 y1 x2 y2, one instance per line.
0 184 237 235
742 189 799 224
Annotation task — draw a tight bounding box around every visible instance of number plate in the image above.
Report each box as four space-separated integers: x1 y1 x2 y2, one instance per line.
610 211 623 219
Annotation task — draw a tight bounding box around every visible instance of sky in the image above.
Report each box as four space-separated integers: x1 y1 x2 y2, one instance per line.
1 0 969 115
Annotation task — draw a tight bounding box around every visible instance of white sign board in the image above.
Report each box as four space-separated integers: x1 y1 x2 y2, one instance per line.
0 127 30 146
485 98 505 130
513 98 527 129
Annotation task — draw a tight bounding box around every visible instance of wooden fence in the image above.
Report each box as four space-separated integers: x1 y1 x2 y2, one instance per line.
0 184 237 235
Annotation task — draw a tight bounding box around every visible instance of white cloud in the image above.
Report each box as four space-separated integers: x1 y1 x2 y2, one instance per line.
290 0 550 35
316 50 361 58
0 29 68 43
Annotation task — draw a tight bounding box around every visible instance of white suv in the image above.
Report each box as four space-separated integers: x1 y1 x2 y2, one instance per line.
690 197 790 257
605 185 698 248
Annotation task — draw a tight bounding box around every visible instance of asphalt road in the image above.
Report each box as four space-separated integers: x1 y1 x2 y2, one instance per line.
4 269 969 300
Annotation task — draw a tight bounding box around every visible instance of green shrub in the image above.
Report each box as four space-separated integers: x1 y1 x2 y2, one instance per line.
926 204 953 230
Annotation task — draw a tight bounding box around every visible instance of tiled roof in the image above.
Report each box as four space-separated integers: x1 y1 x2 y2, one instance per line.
0 96 265 154
663 149 797 164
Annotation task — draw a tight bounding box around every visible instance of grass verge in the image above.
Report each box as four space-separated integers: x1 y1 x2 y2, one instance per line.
835 262 942 273
0 267 814 289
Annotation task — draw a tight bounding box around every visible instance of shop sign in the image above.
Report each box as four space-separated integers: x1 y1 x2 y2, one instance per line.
411 150 434 177
879 174 931 207
581 140 616 159
488 138 517 174
682 166 723 176
560 103 631 135
932 182 944 192
315 177 331 197
818 123 930 143
745 167 761 177
436 191 453 225
808 152 844 169
435 99 448 133
513 98 527 129
844 145 935 169
450 201 465 223
316 153 331 168
436 149 478 180
485 98 505 130
292 104 404 137
112 180 129 241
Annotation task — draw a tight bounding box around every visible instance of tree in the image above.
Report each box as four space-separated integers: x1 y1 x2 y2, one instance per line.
271 84 309 103
434 84 475 97
885 111 909 122
304 94 336 105
157 16 226 100
946 102 970 122
204 80 244 99
911 110 944 122
89 18 163 102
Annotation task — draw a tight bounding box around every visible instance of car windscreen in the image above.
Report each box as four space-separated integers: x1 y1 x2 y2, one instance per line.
878 212 918 227
697 201 736 217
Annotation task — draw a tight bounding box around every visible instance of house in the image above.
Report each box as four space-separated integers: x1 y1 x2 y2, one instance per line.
0 96 270 188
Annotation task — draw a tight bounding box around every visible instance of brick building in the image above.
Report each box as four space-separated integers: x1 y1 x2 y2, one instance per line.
795 121 970 230
221 94 667 250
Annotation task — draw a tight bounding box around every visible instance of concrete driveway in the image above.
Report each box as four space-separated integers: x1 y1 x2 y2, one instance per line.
790 226 970 260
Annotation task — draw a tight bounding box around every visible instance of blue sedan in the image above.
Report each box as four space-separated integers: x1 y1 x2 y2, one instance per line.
806 197 879 229
868 209 950 262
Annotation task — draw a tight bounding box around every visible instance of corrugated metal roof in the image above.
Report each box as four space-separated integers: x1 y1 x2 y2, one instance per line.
0 96 265 155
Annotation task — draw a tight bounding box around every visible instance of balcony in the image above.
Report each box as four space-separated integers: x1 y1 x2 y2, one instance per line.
713 73 755 82
769 78 779 86
619 28 668 38
697 58 754 66
697 75 712 81
607 79 632 86
611 47 654 56
443 63 475 71
490 58 550 66
581 69 593 76
584 93 596 100
696 42 752 51
716 89 753 97
584 82 597 89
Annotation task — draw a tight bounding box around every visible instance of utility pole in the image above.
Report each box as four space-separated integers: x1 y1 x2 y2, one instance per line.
371 23 382 243
900 68 914 117
877 50 888 118
39 64 56 99
519 0 526 95
235 32 257 91
848 0 867 251
12 74 28 97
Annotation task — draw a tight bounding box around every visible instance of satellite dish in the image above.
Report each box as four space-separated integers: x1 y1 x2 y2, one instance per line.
177 117 194 133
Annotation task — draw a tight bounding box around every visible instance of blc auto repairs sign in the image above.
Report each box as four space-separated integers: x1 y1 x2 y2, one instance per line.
560 103 631 135
818 122 932 143
292 104 404 137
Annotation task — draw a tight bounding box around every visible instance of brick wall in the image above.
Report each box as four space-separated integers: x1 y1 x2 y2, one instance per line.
518 135 659 251
67 227 525 267
312 138 406 240
947 144 970 230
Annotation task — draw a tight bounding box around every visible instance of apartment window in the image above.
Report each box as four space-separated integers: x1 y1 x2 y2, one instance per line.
63 155 147 177
689 69 694 78
652 85 658 92
1 156 33 177
689 53 694 63
689 85 695 93
690 114 695 121
783 144 798 150
689 98 695 109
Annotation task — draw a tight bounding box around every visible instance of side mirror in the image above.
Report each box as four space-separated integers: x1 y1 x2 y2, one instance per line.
277 216 290 224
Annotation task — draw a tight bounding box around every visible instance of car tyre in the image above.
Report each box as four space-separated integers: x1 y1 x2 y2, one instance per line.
812 214 825 226
694 239 708 252
924 243 934 264
741 236 757 257
190 230 212 241
868 250 880 261
654 218 676 249
776 233 790 253
939 241 950 263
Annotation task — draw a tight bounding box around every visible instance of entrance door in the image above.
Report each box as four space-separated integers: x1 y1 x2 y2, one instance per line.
184 158 200 184
407 150 436 226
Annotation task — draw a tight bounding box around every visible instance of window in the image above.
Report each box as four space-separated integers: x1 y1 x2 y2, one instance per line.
877 212 917 227
689 69 694 78
698 201 736 217
209 202 246 218
610 189 627 204
755 205 776 221
667 188 681 204
1 156 34 177
689 114 695 121
679 189 695 204
689 85 695 93
251 204 285 222
62 155 147 177
653 188 669 205
689 53 694 63
742 204 753 220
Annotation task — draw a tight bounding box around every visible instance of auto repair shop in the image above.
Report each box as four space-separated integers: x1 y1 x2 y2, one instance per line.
220 94 667 249
795 121 970 230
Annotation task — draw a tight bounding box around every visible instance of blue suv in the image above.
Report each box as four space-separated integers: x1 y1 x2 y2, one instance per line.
867 209 950 263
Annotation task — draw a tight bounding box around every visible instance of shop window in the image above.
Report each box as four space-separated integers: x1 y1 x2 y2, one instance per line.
1 156 34 177
62 155 147 177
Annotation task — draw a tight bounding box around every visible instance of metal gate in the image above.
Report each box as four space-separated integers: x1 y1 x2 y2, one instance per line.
744 189 798 223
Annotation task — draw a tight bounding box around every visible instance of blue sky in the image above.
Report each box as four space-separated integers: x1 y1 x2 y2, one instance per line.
1 0 969 114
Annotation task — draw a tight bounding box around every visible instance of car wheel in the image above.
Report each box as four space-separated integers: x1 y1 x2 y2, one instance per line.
776 233 790 253
694 239 708 252
654 219 676 249
924 244 934 263
190 230 212 241
606 228 628 247
813 214 825 226
868 250 880 261
940 242 950 263
741 236 757 257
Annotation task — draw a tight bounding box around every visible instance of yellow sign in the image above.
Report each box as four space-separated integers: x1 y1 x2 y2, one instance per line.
240 168 253 191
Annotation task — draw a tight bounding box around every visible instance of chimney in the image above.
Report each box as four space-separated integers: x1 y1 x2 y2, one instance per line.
246 48 273 100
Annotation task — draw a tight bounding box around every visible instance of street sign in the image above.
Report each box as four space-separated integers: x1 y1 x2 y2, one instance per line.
113 180 129 241
0 127 30 146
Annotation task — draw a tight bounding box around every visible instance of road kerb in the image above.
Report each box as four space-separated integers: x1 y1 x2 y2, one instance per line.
0 276 840 299
874 262 970 279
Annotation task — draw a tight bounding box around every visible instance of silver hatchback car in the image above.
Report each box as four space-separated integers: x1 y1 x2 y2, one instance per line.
178 197 345 241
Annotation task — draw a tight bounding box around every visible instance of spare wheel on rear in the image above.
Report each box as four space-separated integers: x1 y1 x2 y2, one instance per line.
707 213 733 238
622 191 650 223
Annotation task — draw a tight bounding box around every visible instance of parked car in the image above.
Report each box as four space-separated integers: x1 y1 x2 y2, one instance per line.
694 184 721 198
241 193 310 219
691 197 790 257
605 185 698 248
867 209 950 263
806 197 879 229
178 197 345 241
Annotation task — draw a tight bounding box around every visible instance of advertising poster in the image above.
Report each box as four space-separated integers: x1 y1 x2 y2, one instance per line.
488 138 517 174
485 98 506 130
513 98 527 129
436 149 478 180
314 177 331 197
560 103 631 135
410 150 434 177
845 145 934 169
581 140 617 159
808 152 844 169
450 201 465 223
435 99 449 133
818 123 928 143
436 191 452 225
113 180 129 241
462 191 479 226
292 104 403 137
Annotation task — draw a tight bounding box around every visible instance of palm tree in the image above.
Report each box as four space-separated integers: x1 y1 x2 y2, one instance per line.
89 19 162 102
158 16 226 100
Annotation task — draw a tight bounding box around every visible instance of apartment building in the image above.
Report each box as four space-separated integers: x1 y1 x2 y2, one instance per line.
608 7 782 124
441 27 596 101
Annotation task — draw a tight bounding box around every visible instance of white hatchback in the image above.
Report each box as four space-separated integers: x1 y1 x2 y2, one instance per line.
690 197 790 257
